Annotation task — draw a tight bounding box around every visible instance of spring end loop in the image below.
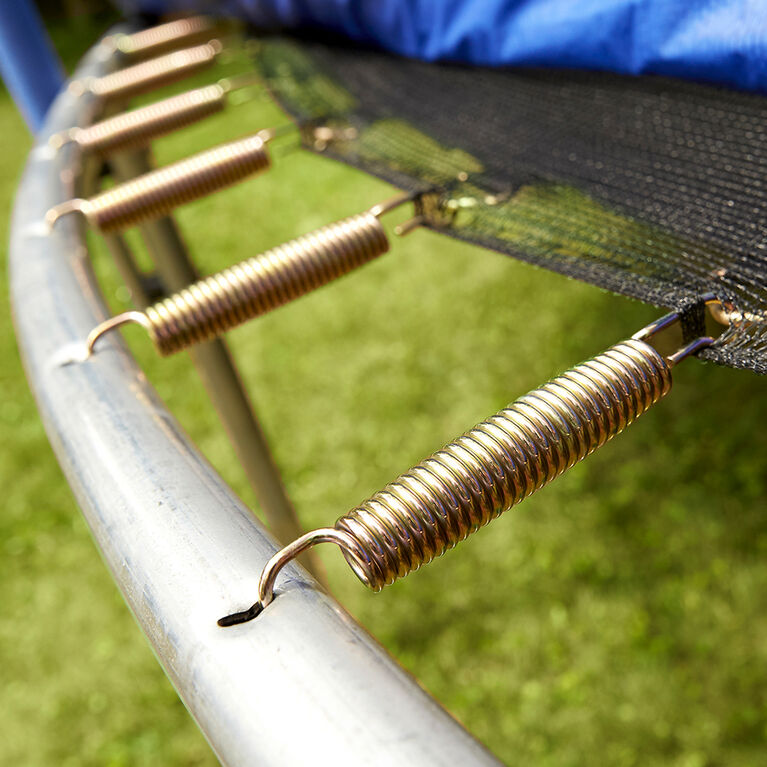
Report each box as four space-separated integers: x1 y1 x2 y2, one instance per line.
368 190 415 219
48 128 78 151
45 199 87 230
217 528 355 626
632 293 728 365
85 311 151 356
368 190 431 237
67 78 90 98
666 336 715 366
218 71 262 94
394 215 426 237
371 187 450 236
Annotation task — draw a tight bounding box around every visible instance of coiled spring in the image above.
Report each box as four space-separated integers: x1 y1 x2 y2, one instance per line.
332 339 671 590
47 132 270 233
110 16 219 60
79 42 220 102
219 335 683 625
145 212 389 354
83 211 389 357
55 84 226 156
79 194 410 358
213 298 727 625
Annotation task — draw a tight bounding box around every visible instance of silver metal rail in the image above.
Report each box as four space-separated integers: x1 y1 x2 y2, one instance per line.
10 32 500 767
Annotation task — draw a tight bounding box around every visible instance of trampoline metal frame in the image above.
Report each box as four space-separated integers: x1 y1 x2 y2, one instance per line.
9 33 500 767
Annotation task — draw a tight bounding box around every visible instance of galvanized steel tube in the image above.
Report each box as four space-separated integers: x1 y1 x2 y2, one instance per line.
9 27 500 767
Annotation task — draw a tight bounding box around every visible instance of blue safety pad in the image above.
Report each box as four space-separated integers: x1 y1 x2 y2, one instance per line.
119 0 767 95
0 0 65 131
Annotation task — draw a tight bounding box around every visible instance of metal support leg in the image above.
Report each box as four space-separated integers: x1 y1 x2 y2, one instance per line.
106 148 321 575
103 233 154 305
79 151 162 317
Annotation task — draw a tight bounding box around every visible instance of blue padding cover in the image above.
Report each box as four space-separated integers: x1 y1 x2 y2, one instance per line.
120 0 767 95
0 0 65 131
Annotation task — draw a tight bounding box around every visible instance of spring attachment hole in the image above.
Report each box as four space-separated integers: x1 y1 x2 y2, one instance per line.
217 602 264 627
217 528 359 627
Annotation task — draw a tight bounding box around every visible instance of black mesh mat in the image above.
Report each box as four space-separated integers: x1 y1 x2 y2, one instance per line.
253 35 767 374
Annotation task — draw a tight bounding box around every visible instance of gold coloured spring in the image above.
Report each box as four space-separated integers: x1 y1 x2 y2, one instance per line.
145 211 389 355
52 84 227 156
72 42 221 102
46 132 272 233
217 302 726 625
333 339 671 590
108 16 221 60
81 194 412 358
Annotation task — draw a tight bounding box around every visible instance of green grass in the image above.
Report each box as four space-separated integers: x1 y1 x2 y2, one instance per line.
3 15 767 767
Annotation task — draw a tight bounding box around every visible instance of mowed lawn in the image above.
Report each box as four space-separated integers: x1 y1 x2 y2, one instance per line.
2 14 767 767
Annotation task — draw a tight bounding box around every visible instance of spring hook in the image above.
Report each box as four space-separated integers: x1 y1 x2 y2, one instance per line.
394 187 462 235
46 131 273 233
218 298 728 625
49 74 263 157
80 192 415 358
70 42 221 102
104 16 222 61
